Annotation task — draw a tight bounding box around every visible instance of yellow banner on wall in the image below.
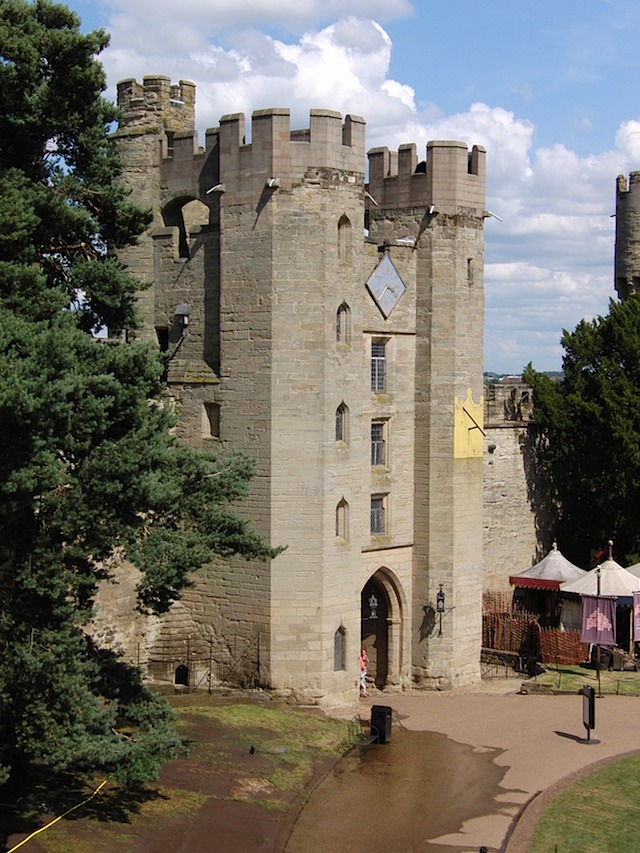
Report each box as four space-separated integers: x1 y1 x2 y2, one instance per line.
454 389 484 458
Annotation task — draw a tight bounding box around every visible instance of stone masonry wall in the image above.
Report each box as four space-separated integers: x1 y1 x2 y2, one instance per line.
483 425 538 591
366 138 486 690
483 384 539 593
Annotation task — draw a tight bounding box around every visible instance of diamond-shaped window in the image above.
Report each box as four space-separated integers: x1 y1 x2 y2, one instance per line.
366 255 406 318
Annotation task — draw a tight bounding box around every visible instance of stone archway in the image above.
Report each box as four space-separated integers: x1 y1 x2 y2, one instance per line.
361 568 405 690
174 664 189 686
162 195 210 258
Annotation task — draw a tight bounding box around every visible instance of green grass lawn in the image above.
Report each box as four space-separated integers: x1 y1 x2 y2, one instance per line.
529 753 640 853
523 665 640 851
530 663 640 695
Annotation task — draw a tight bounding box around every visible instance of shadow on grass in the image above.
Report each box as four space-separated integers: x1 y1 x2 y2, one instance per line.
0 762 165 850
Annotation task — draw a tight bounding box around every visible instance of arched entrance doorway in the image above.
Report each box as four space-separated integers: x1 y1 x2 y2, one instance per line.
174 664 189 686
361 568 407 691
361 577 388 689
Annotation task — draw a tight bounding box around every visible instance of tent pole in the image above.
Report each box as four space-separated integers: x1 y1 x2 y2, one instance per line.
596 567 602 698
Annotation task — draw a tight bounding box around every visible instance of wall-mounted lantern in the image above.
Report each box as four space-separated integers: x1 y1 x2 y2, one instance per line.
368 592 378 620
167 304 192 362
436 585 447 636
174 303 192 327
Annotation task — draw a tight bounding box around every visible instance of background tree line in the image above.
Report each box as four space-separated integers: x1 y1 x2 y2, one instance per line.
525 294 640 569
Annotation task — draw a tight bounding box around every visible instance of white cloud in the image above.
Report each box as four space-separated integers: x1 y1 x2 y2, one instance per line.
104 17 414 134
614 120 640 160
380 80 415 110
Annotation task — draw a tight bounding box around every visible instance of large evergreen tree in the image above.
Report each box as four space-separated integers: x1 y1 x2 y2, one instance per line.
524 294 640 567
0 0 278 787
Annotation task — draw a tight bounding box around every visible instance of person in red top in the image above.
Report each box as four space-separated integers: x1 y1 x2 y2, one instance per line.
359 648 368 697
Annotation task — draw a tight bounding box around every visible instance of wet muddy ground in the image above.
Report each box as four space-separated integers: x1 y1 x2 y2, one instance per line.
286 726 515 853
147 708 517 853
3 707 514 853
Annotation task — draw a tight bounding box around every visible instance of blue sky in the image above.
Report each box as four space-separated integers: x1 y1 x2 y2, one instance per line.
66 0 640 372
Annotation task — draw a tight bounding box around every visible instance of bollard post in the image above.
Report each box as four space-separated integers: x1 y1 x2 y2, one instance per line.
580 684 595 743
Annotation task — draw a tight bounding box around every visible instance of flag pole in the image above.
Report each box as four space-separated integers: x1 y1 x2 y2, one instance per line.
596 563 602 698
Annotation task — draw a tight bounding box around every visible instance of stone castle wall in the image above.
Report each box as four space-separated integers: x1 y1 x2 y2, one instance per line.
483 384 539 592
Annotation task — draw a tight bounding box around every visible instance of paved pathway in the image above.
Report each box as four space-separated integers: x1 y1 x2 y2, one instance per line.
294 680 640 852
384 685 640 850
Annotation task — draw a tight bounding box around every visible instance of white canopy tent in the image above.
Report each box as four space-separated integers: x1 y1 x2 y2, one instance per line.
510 542 586 590
560 544 640 654
560 558 640 597
625 561 640 579
509 542 586 631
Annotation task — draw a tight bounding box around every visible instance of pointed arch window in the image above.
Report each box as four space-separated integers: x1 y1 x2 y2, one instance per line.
336 498 349 541
336 302 351 343
335 402 349 443
338 214 352 262
334 625 346 671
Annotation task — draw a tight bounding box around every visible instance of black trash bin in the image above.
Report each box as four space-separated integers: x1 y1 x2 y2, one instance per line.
370 704 393 744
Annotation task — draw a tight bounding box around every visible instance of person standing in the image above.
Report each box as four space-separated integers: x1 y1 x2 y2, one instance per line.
359 648 368 697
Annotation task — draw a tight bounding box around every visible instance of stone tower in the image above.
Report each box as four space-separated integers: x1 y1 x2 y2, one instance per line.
615 170 640 300
367 141 486 687
107 76 486 702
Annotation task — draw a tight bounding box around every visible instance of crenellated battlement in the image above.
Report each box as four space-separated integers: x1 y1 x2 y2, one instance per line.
114 77 486 214
115 78 367 205
616 170 640 200
367 140 486 212
202 107 366 204
117 76 196 132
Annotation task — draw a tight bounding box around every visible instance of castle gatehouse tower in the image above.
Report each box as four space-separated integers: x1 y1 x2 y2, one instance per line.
104 76 486 701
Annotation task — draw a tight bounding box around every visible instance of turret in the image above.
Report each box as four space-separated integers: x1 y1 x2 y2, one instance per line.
116 76 196 132
615 171 640 300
